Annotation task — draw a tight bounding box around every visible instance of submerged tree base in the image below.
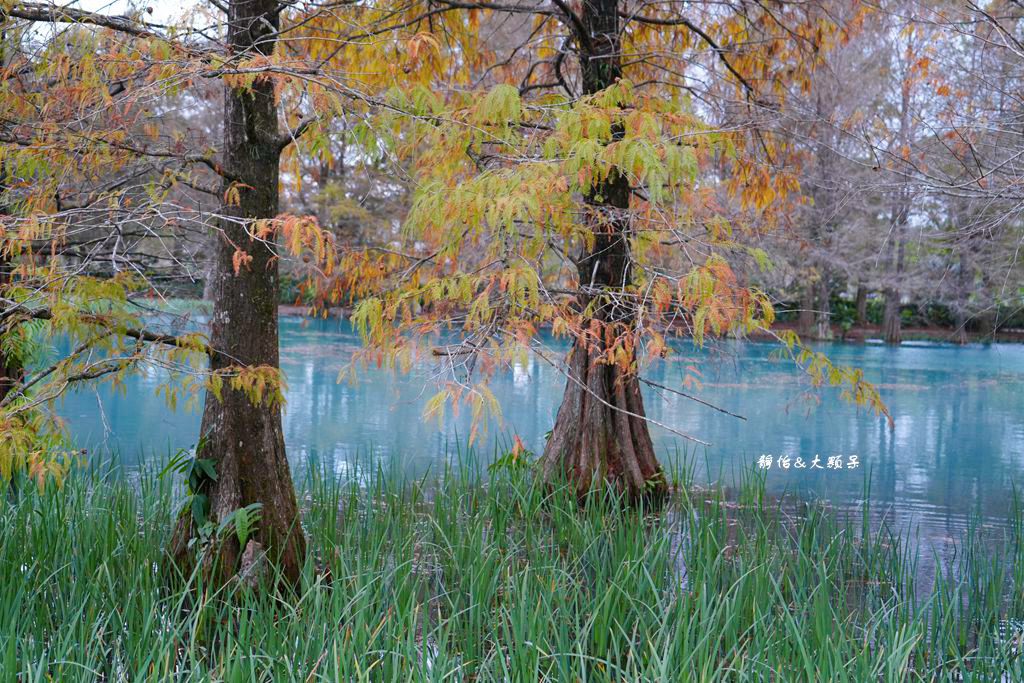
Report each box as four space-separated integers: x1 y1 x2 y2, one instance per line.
540 339 668 506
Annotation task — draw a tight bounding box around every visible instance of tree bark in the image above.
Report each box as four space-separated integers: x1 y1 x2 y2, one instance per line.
169 0 305 586
884 57 911 347
815 274 832 340
539 0 666 503
0 32 18 406
798 280 815 339
0 261 21 405
541 327 666 503
0 172 22 406
882 230 905 345
854 283 868 326
882 286 901 345
952 252 969 344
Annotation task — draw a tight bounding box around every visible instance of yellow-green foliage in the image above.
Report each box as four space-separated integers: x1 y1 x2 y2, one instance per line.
0 410 76 491
342 75 891 434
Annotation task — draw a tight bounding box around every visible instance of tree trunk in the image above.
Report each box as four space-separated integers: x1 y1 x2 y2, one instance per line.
882 212 906 346
808 90 836 343
977 309 997 341
884 63 911 347
0 171 21 406
953 252 969 344
814 275 832 340
169 0 305 586
541 329 666 503
0 259 20 405
854 283 868 326
1 168 22 502
952 311 969 345
0 32 17 406
882 287 901 345
539 0 666 503
798 280 815 339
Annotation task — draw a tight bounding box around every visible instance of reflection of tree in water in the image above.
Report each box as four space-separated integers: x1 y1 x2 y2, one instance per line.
60 321 1024 551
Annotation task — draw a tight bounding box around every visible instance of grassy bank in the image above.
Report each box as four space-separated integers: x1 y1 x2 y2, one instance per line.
3 457 1024 681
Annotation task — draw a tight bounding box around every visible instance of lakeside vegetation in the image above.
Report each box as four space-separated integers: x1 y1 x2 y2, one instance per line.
4 452 1024 681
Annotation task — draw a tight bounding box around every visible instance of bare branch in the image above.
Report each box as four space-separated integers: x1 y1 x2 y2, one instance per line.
617 10 756 97
5 2 161 38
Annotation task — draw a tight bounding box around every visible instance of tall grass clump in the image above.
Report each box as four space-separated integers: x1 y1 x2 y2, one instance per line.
2 453 1024 681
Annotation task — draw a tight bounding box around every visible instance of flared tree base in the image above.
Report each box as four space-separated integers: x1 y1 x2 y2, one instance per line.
540 340 668 505
168 388 306 589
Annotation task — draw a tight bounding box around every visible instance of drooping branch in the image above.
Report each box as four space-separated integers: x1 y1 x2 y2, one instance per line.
638 376 746 421
3 356 141 414
0 303 211 410
0 131 238 184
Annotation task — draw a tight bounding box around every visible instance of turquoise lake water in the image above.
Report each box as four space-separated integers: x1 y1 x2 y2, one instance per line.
57 315 1024 546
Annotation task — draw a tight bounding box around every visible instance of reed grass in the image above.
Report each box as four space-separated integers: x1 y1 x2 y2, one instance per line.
2 453 1023 681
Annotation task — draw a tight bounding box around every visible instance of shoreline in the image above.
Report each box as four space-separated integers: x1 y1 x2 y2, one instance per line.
746 321 1024 345
168 300 1023 344
277 304 1024 345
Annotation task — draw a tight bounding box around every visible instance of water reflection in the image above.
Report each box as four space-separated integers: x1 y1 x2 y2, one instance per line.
58 317 1024 547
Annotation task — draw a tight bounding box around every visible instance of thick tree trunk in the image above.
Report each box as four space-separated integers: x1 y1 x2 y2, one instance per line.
977 309 997 341
798 280 815 339
169 0 305 586
884 73 911 347
541 331 666 502
953 252 969 344
882 287 901 345
0 35 16 406
854 283 868 326
814 275 832 340
540 167 667 502
540 0 666 502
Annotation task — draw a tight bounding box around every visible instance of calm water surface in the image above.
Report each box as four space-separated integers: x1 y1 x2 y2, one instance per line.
59 315 1024 547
